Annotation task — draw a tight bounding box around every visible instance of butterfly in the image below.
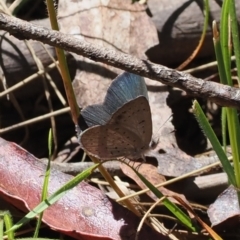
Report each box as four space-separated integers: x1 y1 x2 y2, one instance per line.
79 72 152 160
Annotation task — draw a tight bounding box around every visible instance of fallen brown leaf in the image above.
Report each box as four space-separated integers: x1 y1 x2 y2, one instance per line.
0 137 168 240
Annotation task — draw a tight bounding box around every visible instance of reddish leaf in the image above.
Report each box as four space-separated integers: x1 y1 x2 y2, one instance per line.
0 137 168 240
207 185 240 229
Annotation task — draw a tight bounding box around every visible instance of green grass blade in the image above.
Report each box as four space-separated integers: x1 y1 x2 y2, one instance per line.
45 0 79 125
228 0 240 186
221 108 227 151
220 0 232 85
219 0 240 188
0 217 3 240
229 0 240 84
5 163 99 234
34 129 53 237
124 164 197 231
213 21 228 84
226 108 240 187
193 100 235 185
213 21 228 150
1 211 14 240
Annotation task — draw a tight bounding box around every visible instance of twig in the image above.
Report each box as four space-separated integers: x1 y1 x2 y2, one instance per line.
0 13 240 108
40 160 124 177
0 107 70 133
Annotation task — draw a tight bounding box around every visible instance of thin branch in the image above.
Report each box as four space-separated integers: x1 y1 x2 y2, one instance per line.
0 13 240 108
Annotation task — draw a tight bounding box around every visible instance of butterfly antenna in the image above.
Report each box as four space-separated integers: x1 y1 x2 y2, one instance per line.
152 114 173 145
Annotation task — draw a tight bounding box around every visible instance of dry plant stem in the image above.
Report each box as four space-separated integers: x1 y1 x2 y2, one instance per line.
0 6 30 145
174 196 222 239
90 156 142 217
0 60 66 106
0 107 70 134
0 62 57 98
39 45 67 105
117 161 221 203
0 5 59 153
46 0 79 125
4 88 29 144
24 40 58 157
148 216 176 240
185 55 236 74
136 196 173 240
177 0 208 70
0 14 240 108
9 0 22 13
41 160 124 177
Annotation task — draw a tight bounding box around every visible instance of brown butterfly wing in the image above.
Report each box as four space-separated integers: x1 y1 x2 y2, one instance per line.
80 125 139 159
80 96 152 160
108 96 152 148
